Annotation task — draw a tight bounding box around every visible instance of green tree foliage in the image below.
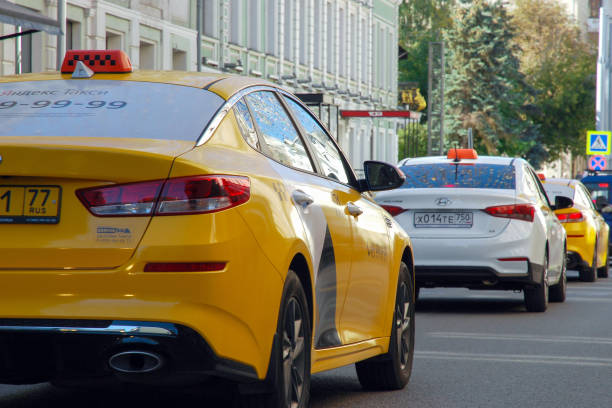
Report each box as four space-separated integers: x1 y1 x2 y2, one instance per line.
398 0 455 102
444 0 545 166
512 0 597 160
397 123 428 160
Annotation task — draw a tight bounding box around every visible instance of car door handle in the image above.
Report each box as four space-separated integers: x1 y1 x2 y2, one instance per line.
346 202 363 217
292 190 314 209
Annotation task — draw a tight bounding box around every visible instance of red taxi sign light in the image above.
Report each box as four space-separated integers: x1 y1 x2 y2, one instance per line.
537 173 546 181
61 50 133 74
447 148 478 161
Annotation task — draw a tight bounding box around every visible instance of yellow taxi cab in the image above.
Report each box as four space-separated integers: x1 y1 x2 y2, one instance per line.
542 177 609 281
0 50 415 407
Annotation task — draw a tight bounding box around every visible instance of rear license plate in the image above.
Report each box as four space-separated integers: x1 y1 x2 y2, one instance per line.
0 186 61 224
414 211 473 228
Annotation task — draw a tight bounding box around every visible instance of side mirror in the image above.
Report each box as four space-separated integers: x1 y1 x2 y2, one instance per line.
360 161 405 192
554 196 574 210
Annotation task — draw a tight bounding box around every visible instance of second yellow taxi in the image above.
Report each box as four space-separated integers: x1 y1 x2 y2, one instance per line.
543 177 609 281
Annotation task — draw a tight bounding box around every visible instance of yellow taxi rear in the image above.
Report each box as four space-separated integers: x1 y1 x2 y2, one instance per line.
544 178 609 281
0 50 415 406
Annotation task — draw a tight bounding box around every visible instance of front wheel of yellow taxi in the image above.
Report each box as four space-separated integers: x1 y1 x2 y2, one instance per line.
0 50 415 405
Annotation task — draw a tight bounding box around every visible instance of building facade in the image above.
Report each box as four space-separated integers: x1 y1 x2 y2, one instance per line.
0 0 402 172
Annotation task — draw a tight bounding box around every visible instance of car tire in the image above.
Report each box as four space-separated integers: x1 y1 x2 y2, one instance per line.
237 270 311 408
549 249 566 303
524 253 549 312
415 285 420 303
355 261 414 391
580 245 598 282
598 264 609 278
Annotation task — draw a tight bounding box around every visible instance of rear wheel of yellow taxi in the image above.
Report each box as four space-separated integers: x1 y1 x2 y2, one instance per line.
580 244 598 282
238 270 311 408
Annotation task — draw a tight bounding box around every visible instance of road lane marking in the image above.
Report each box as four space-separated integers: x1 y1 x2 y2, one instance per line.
565 297 612 303
428 332 612 345
416 351 612 367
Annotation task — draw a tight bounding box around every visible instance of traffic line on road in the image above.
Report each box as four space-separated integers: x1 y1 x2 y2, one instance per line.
428 332 612 345
564 296 612 303
415 351 612 367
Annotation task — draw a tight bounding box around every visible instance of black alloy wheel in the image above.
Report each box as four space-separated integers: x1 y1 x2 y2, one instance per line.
396 280 413 371
282 297 306 408
355 261 414 390
237 270 311 408
549 246 567 303
580 244 598 282
524 252 549 312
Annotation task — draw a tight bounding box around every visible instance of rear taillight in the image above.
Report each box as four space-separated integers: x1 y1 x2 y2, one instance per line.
76 180 163 216
381 205 407 216
76 175 250 217
556 211 584 223
484 204 535 222
157 176 250 215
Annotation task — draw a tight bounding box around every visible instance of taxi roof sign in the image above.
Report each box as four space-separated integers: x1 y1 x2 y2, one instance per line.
61 50 133 74
586 130 612 155
447 148 478 161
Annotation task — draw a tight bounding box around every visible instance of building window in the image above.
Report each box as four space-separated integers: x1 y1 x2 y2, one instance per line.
378 25 384 88
314 0 321 69
361 18 367 82
326 1 334 73
299 0 307 64
230 0 242 45
16 32 32 73
66 20 81 50
248 0 261 50
387 30 393 90
339 8 345 77
203 0 217 37
172 49 187 70
266 0 277 55
139 41 156 69
106 31 123 50
284 0 293 60
350 13 356 80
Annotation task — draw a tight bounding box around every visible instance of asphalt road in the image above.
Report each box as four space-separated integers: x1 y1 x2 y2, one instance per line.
1 269 611 408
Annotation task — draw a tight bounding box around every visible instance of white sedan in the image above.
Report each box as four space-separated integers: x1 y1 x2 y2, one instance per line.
374 149 569 312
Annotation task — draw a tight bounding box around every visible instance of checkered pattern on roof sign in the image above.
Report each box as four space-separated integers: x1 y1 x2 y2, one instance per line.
60 50 133 73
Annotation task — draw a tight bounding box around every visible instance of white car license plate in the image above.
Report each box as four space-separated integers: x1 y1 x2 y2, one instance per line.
414 211 473 228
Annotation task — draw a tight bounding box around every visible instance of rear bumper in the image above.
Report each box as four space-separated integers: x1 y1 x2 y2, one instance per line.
0 319 258 385
415 262 545 290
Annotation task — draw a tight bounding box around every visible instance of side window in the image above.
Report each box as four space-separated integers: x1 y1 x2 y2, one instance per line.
245 91 314 172
529 169 551 207
283 96 350 184
579 185 597 210
233 99 259 150
522 167 538 198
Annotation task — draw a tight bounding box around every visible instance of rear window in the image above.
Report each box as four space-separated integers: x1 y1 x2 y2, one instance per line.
399 163 515 189
583 182 610 203
543 184 575 202
0 80 225 141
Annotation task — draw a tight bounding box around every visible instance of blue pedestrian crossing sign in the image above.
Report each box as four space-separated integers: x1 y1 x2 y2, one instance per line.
587 130 612 155
588 155 607 171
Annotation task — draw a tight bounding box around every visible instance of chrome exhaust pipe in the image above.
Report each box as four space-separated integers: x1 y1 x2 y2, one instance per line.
108 351 163 373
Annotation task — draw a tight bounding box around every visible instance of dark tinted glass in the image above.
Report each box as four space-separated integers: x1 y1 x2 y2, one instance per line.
399 163 515 189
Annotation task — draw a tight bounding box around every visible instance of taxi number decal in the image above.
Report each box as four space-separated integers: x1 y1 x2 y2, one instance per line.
0 100 127 109
0 186 61 224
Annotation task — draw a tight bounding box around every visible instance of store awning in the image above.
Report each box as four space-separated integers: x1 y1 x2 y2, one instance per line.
0 0 61 41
